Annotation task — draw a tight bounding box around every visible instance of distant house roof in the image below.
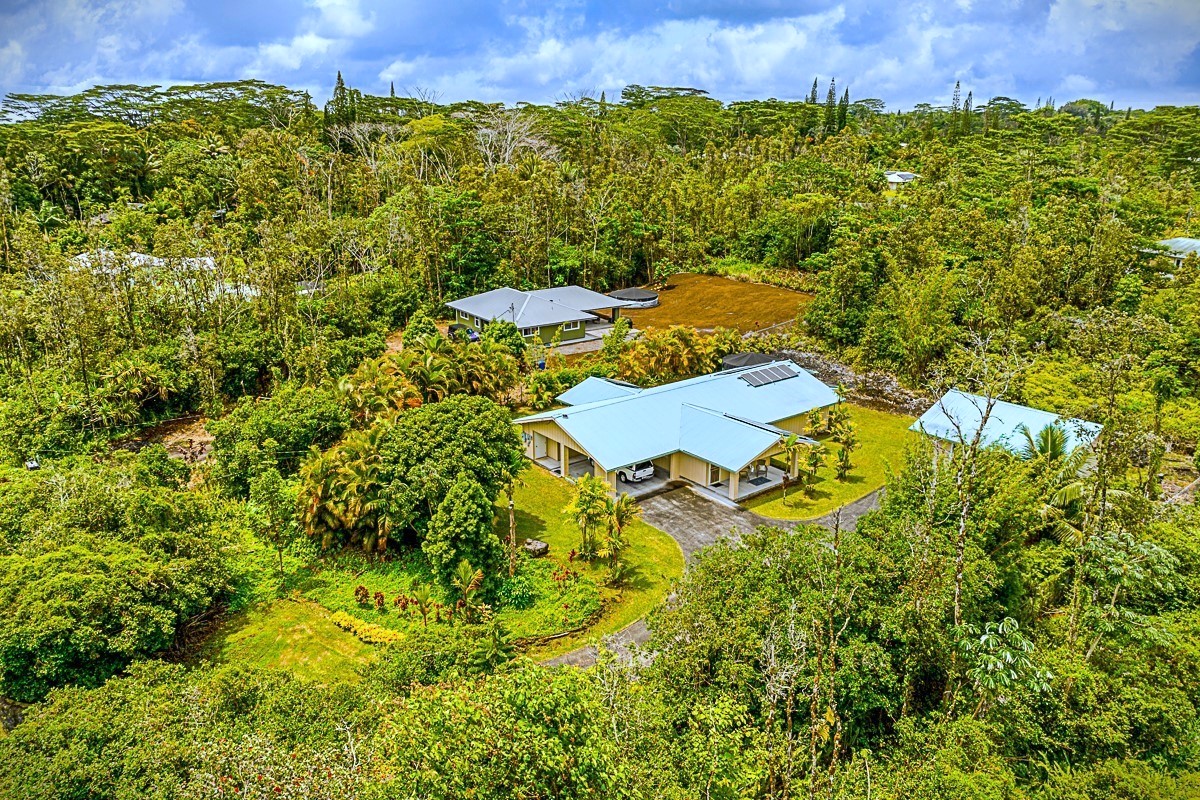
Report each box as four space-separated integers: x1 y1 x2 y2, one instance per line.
911 390 1102 454
527 286 632 311
517 360 835 472
71 249 217 275
885 170 919 184
1157 238 1200 258
71 249 255 300
557 376 642 406
445 285 634 329
722 352 775 370
72 249 164 275
607 287 658 302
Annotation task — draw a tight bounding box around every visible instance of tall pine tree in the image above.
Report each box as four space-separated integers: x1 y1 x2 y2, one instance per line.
808 77 819 104
961 90 973 135
836 87 850 131
823 78 837 133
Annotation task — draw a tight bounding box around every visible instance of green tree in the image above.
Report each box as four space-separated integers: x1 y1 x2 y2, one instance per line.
423 477 502 590
375 667 626 799
565 473 610 560
401 308 440 349
248 466 297 575
779 433 808 502
823 78 837 133
481 319 526 357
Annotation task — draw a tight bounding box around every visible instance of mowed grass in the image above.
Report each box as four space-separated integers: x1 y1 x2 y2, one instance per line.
746 404 917 521
623 273 813 333
199 598 372 684
511 466 684 660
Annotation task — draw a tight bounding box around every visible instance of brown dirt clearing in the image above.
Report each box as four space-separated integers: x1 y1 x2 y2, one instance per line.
623 273 813 334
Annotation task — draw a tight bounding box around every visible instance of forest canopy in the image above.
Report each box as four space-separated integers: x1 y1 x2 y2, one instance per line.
0 76 1199 800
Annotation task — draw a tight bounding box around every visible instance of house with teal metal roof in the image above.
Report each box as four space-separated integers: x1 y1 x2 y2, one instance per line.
1157 237 1200 269
911 390 1101 454
515 360 836 502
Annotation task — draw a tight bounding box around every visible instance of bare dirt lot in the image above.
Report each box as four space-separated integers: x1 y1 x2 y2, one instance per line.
623 273 813 334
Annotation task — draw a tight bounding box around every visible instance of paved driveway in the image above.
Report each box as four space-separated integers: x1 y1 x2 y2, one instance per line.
638 488 765 560
542 485 882 667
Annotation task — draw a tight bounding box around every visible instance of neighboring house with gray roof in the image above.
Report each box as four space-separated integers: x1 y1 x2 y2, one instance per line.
1156 237 1200 268
516 360 837 502
445 285 634 344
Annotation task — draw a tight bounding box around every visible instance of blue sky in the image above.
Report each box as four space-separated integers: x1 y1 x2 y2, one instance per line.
1 0 1197 109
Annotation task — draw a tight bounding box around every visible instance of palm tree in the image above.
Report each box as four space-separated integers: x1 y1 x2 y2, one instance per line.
410 582 435 628
469 621 514 674
1017 423 1069 463
1018 426 1132 643
298 449 346 550
565 473 609 559
835 447 852 481
452 560 486 624
599 492 641 563
778 434 808 501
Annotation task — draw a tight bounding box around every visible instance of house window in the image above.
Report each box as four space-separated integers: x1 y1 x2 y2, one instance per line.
474 317 482 328
521 327 537 337
562 320 580 332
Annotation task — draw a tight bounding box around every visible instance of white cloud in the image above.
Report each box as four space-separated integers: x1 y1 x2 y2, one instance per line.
1060 73 1097 94
0 40 25 84
1 0 1197 109
251 32 338 72
311 0 376 38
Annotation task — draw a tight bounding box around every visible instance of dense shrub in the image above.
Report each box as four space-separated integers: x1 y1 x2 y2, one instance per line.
207 382 351 496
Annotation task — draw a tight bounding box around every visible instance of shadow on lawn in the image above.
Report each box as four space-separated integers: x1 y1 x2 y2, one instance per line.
616 565 653 593
778 473 867 508
513 508 549 544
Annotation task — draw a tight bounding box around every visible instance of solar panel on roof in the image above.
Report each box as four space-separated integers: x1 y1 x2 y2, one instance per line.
739 365 798 388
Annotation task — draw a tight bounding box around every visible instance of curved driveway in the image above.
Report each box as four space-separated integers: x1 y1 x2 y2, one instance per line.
543 486 882 667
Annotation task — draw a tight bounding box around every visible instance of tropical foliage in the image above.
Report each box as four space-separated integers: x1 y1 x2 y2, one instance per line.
1 76 1199 799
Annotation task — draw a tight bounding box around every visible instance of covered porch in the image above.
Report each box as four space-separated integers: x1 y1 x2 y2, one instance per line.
668 440 802 504
691 461 792 505
526 425 624 490
529 429 595 480
533 452 594 480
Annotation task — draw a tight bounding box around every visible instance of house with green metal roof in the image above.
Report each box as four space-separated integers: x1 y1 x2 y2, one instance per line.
515 360 836 503
445 286 635 345
912 390 1101 455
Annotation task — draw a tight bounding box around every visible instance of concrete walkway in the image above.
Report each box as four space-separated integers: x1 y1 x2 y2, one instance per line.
542 486 882 667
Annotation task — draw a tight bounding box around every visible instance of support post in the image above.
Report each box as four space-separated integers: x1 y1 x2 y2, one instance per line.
728 470 740 501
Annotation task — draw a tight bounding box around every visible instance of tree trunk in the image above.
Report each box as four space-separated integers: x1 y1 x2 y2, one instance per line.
507 491 517 577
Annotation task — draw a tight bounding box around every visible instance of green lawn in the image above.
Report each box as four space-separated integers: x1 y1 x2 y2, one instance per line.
206 465 682 677
292 545 605 643
746 404 917 521
199 598 372 684
509 466 684 660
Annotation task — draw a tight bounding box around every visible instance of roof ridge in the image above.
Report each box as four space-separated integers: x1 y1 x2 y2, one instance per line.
519 360 801 419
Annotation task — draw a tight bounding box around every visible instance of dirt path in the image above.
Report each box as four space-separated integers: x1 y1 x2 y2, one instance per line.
542 486 882 667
